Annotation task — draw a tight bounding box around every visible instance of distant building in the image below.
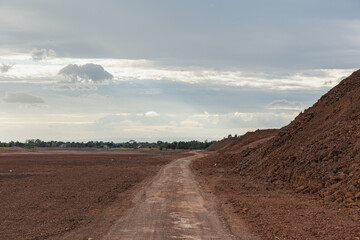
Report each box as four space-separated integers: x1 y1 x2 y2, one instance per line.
103 145 109 148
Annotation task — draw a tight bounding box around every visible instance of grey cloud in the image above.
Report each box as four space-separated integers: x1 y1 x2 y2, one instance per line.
3 92 45 103
31 48 56 61
59 63 113 83
76 85 98 91
323 75 347 86
80 93 112 99
141 89 161 95
44 85 72 91
0 64 14 73
1 1 359 70
268 99 303 111
53 85 71 91
43 84 99 93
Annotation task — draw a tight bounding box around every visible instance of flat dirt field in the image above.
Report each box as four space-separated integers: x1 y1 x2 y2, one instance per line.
0 148 190 240
192 153 360 240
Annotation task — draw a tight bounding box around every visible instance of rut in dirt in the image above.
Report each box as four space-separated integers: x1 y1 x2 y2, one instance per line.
103 153 236 240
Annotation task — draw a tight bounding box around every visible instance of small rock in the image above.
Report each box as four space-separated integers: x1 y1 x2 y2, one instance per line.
355 192 360 199
345 192 353 198
324 195 333 202
323 190 332 197
330 182 341 189
296 185 305 191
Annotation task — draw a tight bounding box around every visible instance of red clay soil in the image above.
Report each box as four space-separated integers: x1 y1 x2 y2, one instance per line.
206 129 278 153
223 129 279 154
0 149 190 240
234 70 360 204
206 137 237 151
193 70 360 239
193 152 360 239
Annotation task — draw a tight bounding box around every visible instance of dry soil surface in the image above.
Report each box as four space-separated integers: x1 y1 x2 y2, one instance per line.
192 152 360 239
0 149 190 240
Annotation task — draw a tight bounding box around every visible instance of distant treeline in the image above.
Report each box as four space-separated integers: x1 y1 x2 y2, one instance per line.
0 139 215 150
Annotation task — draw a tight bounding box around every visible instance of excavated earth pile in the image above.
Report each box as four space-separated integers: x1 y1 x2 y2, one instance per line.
235 70 360 205
206 129 278 153
193 70 360 239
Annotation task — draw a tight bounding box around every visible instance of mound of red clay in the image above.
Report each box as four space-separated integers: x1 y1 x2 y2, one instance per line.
206 137 237 151
208 70 360 206
251 69 360 205
222 129 278 153
206 129 278 152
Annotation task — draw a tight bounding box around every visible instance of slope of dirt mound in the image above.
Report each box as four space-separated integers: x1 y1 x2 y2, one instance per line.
202 69 360 205
206 129 278 152
206 137 236 151
193 154 360 239
192 70 360 238
222 129 278 153
237 70 360 205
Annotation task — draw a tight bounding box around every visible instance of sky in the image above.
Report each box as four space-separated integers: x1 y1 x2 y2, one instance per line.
0 0 360 142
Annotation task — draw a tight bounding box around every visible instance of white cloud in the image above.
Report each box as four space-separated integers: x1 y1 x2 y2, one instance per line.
191 111 298 129
145 111 160 117
0 54 355 89
3 92 45 104
179 120 203 128
233 112 255 121
141 89 161 95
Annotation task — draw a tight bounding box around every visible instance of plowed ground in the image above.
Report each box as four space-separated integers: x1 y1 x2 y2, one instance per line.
0 149 190 240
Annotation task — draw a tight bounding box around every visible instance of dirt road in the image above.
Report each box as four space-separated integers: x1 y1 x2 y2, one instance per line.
103 152 236 240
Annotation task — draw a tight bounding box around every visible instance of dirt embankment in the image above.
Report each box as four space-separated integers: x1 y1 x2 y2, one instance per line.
206 138 236 152
193 70 360 239
206 129 278 153
193 151 360 239
0 149 190 240
233 70 360 204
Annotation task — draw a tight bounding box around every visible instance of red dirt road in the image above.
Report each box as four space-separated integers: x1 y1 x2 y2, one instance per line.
103 152 246 240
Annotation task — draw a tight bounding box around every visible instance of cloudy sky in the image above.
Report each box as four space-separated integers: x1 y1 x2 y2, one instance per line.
1 0 359 142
